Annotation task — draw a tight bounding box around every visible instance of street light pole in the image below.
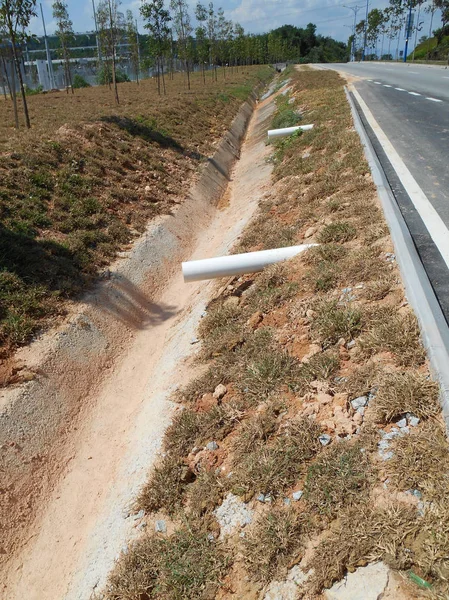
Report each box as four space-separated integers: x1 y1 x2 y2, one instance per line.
345 4 363 61
362 0 370 61
403 0 413 62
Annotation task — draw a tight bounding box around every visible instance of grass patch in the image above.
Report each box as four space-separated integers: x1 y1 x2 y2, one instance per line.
230 418 321 499
311 300 362 347
104 521 229 600
317 222 356 243
135 456 187 516
304 441 373 517
358 312 426 366
243 507 307 583
373 372 440 423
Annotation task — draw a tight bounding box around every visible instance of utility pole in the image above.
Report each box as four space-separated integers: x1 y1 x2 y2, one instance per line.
362 0 370 61
403 0 413 62
40 3 56 89
344 4 363 61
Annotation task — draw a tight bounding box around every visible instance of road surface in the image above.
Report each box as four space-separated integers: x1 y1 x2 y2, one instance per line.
320 62 449 321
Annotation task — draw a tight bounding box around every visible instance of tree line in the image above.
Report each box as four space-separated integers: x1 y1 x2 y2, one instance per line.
349 0 448 61
0 0 348 129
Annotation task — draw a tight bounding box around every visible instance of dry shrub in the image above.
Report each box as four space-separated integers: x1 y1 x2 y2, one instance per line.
358 311 426 366
165 408 202 456
242 506 307 583
232 401 282 459
373 372 440 423
304 441 374 517
231 418 321 498
104 521 229 600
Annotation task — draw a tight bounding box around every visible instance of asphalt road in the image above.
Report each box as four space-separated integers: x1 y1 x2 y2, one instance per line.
319 61 449 321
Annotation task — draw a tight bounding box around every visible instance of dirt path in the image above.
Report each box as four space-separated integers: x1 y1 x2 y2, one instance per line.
2 94 276 600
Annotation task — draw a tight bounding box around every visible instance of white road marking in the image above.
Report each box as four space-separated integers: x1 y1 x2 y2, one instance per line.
444 77 449 79
409 71 419 74
352 87 449 271
383 84 392 87
374 81 382 84
367 79 373 82
426 97 443 102
409 92 421 96
395 87 406 91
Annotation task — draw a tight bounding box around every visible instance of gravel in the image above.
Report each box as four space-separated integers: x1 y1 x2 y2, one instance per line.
214 493 253 537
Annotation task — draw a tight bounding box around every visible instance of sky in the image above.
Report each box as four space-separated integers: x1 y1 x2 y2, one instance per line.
31 0 441 46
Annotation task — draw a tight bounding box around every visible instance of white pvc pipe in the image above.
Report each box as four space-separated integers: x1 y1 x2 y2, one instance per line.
182 245 316 283
268 124 314 140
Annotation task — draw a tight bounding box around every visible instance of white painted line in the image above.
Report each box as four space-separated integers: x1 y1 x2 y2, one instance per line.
374 81 382 84
367 79 373 82
351 87 449 271
383 84 392 87
395 88 406 91
409 71 419 74
444 77 449 79
426 97 443 103
409 92 421 96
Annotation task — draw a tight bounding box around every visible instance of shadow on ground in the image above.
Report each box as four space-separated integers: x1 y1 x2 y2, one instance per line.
91 275 178 330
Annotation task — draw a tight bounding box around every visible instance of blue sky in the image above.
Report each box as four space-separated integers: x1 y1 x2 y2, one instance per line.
31 0 440 45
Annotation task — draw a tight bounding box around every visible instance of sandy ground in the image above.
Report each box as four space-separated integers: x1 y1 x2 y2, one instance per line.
2 93 276 600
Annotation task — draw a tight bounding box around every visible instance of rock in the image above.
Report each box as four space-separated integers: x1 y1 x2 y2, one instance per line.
206 441 219 451
407 414 420 427
325 561 389 600
155 520 167 533
346 340 356 349
213 384 227 400
350 396 368 410
319 434 331 446
301 344 321 363
292 490 303 501
283 498 291 506
304 226 317 239
214 493 254 537
144 185 151 192
190 338 200 344
306 309 316 319
353 412 363 426
247 310 263 330
132 509 145 520
396 417 407 428
317 393 333 406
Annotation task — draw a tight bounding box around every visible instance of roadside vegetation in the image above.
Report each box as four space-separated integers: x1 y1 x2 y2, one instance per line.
0 67 271 366
103 67 449 599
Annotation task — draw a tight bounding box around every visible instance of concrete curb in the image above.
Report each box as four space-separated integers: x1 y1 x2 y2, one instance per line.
345 86 449 429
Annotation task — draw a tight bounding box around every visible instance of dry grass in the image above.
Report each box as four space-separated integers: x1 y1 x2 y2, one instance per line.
230 418 322 499
304 441 374 517
242 506 307 583
135 456 187 516
104 520 229 600
387 422 449 496
317 221 356 243
358 311 426 366
311 300 362 347
373 372 440 423
306 502 420 593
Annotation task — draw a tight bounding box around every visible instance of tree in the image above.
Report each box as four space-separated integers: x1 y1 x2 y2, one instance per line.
125 9 140 83
367 8 384 57
96 0 121 103
195 2 208 83
52 0 74 94
141 0 171 95
0 0 37 128
170 0 192 89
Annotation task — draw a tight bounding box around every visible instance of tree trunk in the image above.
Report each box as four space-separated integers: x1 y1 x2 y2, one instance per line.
11 37 30 128
5 56 19 128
